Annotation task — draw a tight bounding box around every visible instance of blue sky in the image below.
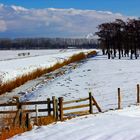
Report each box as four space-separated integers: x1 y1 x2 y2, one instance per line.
0 0 139 16
0 0 138 38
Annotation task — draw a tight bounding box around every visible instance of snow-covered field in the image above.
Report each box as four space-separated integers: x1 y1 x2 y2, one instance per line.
0 49 90 83
11 53 140 112
10 106 140 140
0 50 62 61
1 49 140 140
0 50 140 110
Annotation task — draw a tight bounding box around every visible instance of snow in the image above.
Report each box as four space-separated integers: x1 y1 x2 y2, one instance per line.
10 106 140 140
1 50 140 111
0 49 90 82
17 53 140 112
1 50 140 139
0 50 139 109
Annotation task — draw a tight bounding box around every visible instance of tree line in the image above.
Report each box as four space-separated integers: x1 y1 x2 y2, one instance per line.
0 38 98 50
96 18 140 59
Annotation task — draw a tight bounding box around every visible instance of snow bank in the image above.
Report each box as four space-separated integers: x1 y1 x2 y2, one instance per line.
10 106 140 140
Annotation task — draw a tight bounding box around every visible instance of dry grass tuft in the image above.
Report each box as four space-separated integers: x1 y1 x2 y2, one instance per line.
34 115 56 126
0 126 27 140
0 115 55 139
87 50 97 57
0 115 32 140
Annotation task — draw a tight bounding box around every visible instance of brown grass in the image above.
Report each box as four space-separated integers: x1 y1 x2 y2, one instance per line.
87 50 97 57
34 115 56 126
0 114 32 140
0 115 55 139
0 51 96 95
0 126 28 140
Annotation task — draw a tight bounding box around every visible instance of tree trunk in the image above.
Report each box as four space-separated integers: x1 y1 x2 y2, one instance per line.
102 49 105 55
119 49 121 59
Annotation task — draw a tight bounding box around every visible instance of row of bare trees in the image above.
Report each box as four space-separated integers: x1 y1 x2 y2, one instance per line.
96 19 140 59
0 38 97 50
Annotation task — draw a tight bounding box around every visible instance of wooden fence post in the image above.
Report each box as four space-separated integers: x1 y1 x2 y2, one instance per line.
52 96 57 119
92 96 102 112
35 105 38 125
118 88 122 109
25 113 30 129
13 109 22 127
19 109 23 128
47 98 51 116
13 96 22 127
137 84 140 104
89 92 93 114
55 99 59 121
59 97 63 121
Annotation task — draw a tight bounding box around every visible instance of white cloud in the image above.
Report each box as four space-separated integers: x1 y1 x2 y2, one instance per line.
11 5 28 12
0 4 130 38
0 20 7 32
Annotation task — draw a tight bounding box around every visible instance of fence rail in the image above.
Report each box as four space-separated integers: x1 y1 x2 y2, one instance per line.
0 93 101 128
63 97 89 104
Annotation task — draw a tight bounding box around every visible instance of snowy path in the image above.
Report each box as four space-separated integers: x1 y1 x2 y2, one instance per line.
10 106 140 140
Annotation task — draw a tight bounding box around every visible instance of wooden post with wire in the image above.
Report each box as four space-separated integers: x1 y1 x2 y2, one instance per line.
137 84 140 104
118 88 122 109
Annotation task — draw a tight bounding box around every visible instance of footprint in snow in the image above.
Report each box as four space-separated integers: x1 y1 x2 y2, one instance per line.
60 84 65 86
75 90 79 92
75 84 79 86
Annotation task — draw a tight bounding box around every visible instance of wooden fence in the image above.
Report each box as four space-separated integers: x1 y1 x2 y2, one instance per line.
0 93 102 128
117 84 140 109
0 84 140 129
